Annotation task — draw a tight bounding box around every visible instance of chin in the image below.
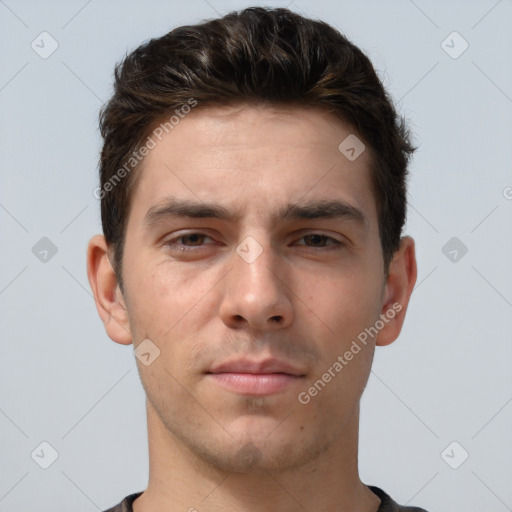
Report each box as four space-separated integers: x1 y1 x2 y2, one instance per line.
196 423 332 474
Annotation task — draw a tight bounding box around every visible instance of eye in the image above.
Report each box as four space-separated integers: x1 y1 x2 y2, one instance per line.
163 231 344 255
164 232 216 252
295 234 343 249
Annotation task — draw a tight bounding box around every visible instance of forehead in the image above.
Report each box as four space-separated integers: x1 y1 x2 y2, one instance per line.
152 103 362 157
127 104 377 225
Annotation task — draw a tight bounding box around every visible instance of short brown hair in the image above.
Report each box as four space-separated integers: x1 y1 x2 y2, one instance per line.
98 6 414 291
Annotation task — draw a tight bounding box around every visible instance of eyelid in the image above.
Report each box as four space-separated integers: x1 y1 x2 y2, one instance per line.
164 230 345 251
294 234 342 245
291 228 345 244
165 231 216 245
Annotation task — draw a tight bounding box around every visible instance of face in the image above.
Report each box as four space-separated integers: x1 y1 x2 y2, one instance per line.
90 104 413 474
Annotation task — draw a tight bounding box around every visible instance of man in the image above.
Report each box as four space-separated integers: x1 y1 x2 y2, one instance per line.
87 6 427 511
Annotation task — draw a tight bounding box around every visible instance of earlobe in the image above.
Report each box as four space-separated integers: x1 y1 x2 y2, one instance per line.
376 236 417 347
86 234 133 345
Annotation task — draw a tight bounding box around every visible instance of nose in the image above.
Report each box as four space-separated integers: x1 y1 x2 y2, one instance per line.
219 237 294 331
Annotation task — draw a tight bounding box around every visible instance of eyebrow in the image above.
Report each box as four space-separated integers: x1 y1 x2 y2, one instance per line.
143 196 367 228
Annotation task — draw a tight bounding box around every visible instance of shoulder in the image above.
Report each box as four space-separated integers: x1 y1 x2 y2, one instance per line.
369 485 430 512
102 491 143 512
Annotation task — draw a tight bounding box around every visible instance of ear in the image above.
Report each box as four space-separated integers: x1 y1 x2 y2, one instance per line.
375 236 417 347
86 234 132 345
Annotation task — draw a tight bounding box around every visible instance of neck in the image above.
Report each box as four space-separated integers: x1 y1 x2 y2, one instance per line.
133 400 380 512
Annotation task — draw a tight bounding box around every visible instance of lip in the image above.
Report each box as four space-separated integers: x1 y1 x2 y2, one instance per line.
206 358 306 396
208 358 305 376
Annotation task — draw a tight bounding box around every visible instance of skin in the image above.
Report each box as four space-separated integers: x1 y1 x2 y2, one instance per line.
87 104 417 512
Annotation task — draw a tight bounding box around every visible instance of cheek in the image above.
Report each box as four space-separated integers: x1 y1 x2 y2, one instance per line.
126 259 197 326
296 265 383 340
294 266 382 396
124 258 222 374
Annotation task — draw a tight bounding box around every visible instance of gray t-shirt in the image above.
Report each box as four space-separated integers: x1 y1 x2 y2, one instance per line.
102 486 429 511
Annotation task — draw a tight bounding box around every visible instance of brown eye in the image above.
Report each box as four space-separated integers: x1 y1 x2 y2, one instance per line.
298 234 342 248
164 232 216 252
178 233 207 246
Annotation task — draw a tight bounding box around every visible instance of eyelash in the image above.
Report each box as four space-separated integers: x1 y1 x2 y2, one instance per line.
164 232 343 252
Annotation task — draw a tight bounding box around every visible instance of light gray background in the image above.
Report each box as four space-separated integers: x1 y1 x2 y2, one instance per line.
1 0 511 510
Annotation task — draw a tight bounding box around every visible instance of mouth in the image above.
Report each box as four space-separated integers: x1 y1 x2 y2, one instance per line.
206 358 306 396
